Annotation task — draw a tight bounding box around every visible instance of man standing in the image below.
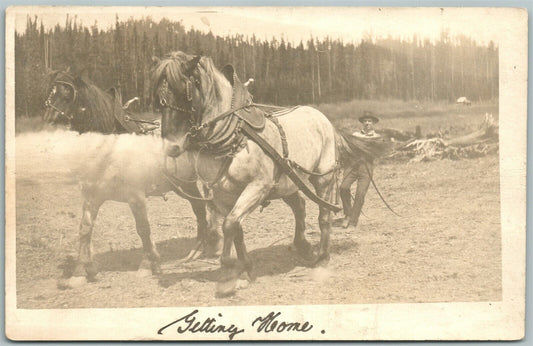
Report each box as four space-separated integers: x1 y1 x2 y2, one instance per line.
340 111 381 229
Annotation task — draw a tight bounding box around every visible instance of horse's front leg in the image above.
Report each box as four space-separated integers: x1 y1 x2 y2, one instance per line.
64 198 102 288
216 184 270 297
128 193 161 277
180 183 221 258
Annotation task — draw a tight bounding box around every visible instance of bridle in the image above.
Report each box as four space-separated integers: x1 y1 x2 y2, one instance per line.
157 73 253 143
157 77 197 116
44 81 78 121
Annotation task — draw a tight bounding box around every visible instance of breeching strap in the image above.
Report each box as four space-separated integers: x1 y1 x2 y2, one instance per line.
268 116 289 158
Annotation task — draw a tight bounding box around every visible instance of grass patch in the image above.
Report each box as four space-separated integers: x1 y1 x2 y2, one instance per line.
315 99 498 137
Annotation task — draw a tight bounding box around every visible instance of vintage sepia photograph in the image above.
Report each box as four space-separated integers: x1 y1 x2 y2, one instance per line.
5 6 526 340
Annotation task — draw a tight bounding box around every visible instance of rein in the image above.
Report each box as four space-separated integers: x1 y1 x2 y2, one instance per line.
161 155 213 202
188 102 251 138
362 161 402 217
124 114 160 127
161 169 212 202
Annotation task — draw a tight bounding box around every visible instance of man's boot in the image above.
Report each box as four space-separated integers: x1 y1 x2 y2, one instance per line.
342 216 350 228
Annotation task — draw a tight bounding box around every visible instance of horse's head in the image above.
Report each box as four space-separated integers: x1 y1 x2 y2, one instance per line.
43 67 81 125
153 52 232 157
44 67 119 133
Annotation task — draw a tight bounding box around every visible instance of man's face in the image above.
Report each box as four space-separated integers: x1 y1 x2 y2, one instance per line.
363 119 375 132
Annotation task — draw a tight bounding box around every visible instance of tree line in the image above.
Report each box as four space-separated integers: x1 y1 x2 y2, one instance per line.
15 15 498 117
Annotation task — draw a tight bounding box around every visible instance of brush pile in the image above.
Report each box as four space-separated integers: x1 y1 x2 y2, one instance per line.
386 113 499 162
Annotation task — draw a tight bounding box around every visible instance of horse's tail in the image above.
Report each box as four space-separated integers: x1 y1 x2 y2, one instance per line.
334 130 354 168
335 129 393 167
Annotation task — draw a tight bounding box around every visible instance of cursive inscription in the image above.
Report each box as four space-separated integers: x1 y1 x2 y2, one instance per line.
158 309 244 340
252 312 313 333
158 310 316 340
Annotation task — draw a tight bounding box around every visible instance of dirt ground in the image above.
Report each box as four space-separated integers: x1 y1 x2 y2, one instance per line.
14 132 501 309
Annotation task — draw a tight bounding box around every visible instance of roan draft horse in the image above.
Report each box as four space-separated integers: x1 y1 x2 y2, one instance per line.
153 52 345 295
44 67 220 288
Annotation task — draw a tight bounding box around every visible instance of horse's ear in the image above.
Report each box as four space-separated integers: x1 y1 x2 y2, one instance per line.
46 68 59 78
68 65 82 78
152 56 161 66
221 64 235 86
186 55 202 74
80 68 90 81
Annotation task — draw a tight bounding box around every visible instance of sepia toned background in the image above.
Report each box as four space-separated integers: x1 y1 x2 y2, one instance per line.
5 6 526 341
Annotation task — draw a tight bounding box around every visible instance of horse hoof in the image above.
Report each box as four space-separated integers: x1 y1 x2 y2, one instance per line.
57 279 70 290
216 278 238 297
235 279 249 290
58 276 87 289
204 242 222 258
311 266 331 282
314 253 330 267
136 268 153 278
294 242 314 261
152 264 162 276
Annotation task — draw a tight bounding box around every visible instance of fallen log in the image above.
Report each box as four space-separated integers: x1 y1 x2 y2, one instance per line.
445 113 498 147
388 113 498 161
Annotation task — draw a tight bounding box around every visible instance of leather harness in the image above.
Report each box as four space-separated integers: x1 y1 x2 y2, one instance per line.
159 69 342 212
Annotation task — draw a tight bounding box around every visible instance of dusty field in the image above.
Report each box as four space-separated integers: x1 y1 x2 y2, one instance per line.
14 131 501 309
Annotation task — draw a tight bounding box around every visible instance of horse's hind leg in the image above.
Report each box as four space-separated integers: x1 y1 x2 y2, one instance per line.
64 198 102 288
205 203 223 256
283 192 313 259
310 175 334 266
128 194 161 277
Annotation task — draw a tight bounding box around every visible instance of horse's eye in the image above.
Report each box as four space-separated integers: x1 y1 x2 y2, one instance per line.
59 86 71 96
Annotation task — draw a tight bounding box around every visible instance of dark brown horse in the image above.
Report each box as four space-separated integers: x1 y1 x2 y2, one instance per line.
44 67 220 288
153 52 347 296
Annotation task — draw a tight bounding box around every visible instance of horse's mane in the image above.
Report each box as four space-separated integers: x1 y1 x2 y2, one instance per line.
152 51 192 101
152 52 230 114
74 78 119 133
48 68 123 134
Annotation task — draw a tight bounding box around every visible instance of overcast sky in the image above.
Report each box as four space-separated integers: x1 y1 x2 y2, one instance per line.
12 7 507 45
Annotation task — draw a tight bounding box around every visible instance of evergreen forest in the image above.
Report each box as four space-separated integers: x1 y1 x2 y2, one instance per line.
15 15 499 117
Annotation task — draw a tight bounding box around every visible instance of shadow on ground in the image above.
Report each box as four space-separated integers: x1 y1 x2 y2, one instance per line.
92 237 198 272
157 242 317 288
59 233 359 287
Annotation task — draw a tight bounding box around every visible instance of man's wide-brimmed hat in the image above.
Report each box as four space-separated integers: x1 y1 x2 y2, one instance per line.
358 111 379 124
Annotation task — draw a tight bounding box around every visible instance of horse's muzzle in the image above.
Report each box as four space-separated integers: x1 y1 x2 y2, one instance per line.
43 108 58 124
163 140 184 158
